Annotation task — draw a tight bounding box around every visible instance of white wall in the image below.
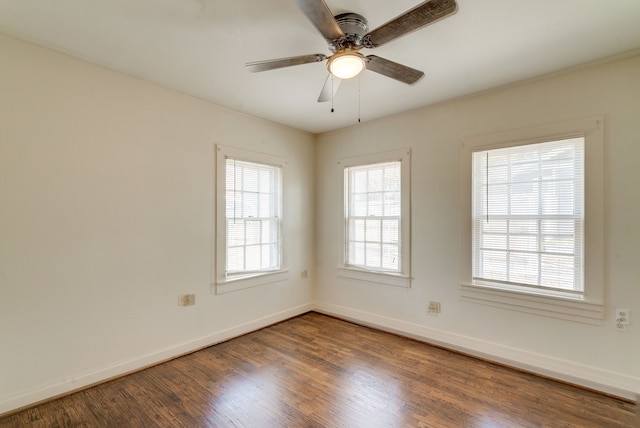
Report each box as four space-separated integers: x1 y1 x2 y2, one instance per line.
0 34 315 413
1 30 638 414
315 54 640 400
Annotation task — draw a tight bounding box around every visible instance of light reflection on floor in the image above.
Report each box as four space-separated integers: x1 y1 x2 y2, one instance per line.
340 365 407 427
210 369 286 426
206 358 411 427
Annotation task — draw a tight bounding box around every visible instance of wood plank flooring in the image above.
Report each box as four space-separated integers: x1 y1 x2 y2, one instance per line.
1 312 637 427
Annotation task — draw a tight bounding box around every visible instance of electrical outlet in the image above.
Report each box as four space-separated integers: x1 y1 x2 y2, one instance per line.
301 270 308 279
178 294 196 307
615 308 630 331
427 301 441 316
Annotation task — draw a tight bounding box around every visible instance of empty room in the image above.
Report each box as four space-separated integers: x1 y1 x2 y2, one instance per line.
1 0 639 426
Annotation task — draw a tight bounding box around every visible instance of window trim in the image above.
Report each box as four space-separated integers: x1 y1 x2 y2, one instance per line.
214 145 289 294
338 148 411 288
459 116 604 324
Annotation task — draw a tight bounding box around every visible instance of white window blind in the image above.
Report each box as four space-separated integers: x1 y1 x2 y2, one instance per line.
472 137 584 295
225 158 281 276
345 161 401 273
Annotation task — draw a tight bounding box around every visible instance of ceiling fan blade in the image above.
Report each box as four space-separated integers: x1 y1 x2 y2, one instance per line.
365 55 424 85
363 0 457 48
246 54 327 72
294 0 344 42
317 74 342 102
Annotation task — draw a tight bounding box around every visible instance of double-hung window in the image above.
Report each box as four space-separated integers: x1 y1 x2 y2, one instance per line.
339 149 411 288
460 116 604 324
472 138 584 296
215 145 287 293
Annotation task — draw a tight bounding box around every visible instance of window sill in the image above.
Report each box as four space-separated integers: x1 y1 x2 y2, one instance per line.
215 270 289 295
460 283 604 325
338 267 411 288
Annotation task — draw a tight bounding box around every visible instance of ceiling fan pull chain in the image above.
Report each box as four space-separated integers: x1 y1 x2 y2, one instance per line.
358 75 361 123
331 75 335 113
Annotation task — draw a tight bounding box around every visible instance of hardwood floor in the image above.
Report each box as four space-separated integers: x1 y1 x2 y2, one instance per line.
1 312 637 427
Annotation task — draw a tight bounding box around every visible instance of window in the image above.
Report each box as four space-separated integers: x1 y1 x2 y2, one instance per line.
460 117 604 324
472 138 584 297
215 145 288 294
226 159 281 274
338 149 411 287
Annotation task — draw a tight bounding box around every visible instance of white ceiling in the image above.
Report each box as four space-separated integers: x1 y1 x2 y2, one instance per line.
1 0 640 134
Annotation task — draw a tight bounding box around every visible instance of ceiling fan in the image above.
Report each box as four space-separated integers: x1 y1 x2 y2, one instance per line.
246 0 458 102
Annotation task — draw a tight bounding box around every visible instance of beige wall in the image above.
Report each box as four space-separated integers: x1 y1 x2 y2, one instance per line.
1 29 639 413
0 34 315 413
315 53 640 399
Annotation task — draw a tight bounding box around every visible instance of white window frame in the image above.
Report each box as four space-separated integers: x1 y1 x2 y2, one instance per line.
214 145 288 294
459 116 605 324
338 148 411 288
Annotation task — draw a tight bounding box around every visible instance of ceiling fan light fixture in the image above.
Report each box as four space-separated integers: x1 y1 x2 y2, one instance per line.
328 51 365 79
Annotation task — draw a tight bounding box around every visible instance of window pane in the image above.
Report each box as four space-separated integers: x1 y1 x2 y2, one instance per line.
227 246 244 272
488 164 508 184
541 219 574 235
353 219 365 241
509 252 539 284
509 235 538 252
482 234 507 250
384 192 400 216
352 242 365 265
367 169 383 192
510 160 538 183
542 235 574 254
509 220 538 234
353 170 367 193
261 220 273 244
259 169 272 193
352 193 367 216
483 219 507 234
245 220 260 245
365 243 381 267
242 168 259 192
510 150 538 164
384 166 400 191
368 192 383 216
382 244 399 269
261 243 275 268
541 181 574 215
259 193 271 218
511 182 539 215
228 220 244 246
542 158 574 180
245 245 261 271
487 184 508 215
365 219 381 243
479 250 507 281
540 254 574 289
382 219 399 244
242 192 258 218
226 190 240 219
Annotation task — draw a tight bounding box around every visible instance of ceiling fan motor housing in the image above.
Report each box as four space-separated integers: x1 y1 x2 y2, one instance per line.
330 13 368 52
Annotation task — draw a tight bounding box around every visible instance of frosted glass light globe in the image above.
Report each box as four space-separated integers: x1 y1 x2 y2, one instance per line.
328 52 365 79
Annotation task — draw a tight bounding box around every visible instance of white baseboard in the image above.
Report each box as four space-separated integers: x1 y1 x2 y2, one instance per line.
0 303 314 416
314 301 639 402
